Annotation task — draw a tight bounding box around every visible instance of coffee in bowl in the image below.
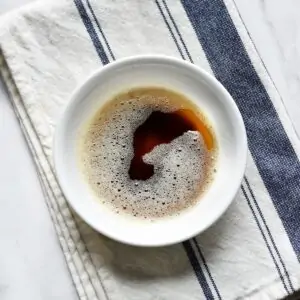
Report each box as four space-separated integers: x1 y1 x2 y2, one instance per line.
55 56 247 246
78 86 218 220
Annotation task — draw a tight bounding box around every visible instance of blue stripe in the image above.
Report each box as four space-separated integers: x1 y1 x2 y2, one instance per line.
155 1 218 297
73 0 109 64
75 1 213 298
181 0 300 258
155 0 185 60
161 0 194 63
86 0 116 61
183 241 215 300
192 238 222 300
241 185 289 293
244 177 294 292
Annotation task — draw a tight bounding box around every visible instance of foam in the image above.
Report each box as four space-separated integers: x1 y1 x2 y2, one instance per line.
79 88 216 219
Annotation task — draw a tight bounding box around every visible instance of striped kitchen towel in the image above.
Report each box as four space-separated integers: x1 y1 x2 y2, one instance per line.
1 0 300 299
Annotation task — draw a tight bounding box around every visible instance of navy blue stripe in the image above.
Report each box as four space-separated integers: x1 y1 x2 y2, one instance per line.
244 177 294 292
73 0 109 64
157 0 222 296
241 185 289 293
155 0 185 60
162 0 194 63
183 241 215 299
181 0 300 258
76 1 213 298
155 1 217 297
86 0 116 61
192 238 222 300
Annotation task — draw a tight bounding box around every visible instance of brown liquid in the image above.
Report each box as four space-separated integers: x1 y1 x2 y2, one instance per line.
129 109 214 180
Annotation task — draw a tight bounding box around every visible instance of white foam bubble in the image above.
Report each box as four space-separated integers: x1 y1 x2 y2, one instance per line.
79 89 216 219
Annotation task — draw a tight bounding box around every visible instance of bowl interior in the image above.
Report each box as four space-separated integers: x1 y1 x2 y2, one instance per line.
54 56 247 246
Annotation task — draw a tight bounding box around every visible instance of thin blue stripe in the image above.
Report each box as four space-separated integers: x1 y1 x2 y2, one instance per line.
73 0 109 65
241 186 289 293
157 0 222 295
244 177 294 292
155 0 185 60
181 0 300 258
76 1 213 298
155 1 217 297
192 238 222 300
86 0 116 61
183 241 215 300
162 0 194 63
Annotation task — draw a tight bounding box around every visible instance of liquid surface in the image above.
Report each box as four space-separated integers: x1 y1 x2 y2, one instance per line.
78 87 217 219
130 109 214 180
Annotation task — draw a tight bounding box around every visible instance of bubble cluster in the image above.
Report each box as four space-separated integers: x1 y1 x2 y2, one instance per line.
78 87 217 220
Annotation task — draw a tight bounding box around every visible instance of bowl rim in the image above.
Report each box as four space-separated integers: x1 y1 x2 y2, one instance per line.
53 54 247 247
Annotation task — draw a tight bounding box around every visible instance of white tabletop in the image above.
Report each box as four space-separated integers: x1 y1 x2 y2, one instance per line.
0 0 299 299
0 1 77 300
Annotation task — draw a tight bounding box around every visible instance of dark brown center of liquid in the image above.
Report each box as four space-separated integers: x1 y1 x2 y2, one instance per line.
129 109 214 180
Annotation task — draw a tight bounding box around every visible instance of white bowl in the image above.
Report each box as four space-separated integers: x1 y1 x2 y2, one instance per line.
54 55 247 247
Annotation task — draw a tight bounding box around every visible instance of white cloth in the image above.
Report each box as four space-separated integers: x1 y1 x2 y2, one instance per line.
1 0 300 299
